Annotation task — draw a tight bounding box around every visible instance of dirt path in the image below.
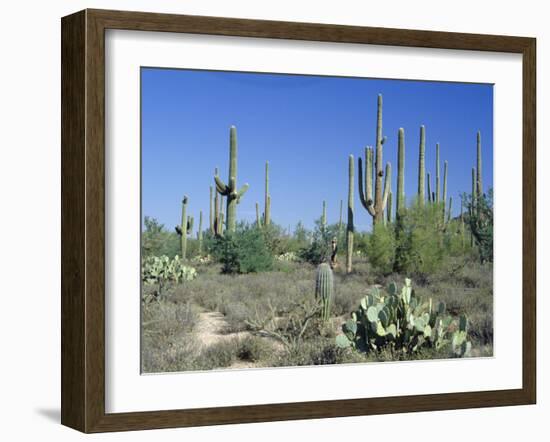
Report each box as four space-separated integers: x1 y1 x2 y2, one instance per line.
194 311 249 348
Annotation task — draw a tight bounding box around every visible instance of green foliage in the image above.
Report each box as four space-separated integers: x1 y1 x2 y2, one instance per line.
141 255 197 297
464 188 493 263
299 219 339 265
210 222 273 274
142 216 180 258
335 278 472 358
366 224 396 275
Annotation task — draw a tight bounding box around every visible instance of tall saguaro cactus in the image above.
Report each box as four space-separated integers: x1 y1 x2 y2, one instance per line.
346 155 354 274
476 131 483 197
387 191 393 223
338 199 343 234
214 126 249 233
435 143 441 203
321 200 327 230
264 161 271 226
358 94 392 226
443 160 448 221
427 172 432 204
470 167 476 247
209 186 214 233
396 128 405 217
418 125 426 206
175 196 193 260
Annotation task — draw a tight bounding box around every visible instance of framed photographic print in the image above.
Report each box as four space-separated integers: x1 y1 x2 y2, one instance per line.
61 9 536 433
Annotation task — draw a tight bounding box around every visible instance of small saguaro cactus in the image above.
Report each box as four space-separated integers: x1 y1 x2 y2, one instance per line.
346 155 354 274
418 125 426 206
358 94 392 226
214 126 249 233
264 161 271 226
446 197 453 224
255 202 262 228
315 263 334 322
396 128 405 217
175 196 193 260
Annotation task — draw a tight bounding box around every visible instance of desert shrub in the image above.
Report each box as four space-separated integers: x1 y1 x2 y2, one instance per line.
195 340 238 370
236 335 272 362
299 219 339 265
365 224 396 275
141 216 180 258
210 223 273 274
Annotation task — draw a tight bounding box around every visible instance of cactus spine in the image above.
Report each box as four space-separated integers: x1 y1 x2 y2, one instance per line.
346 155 354 274
214 126 249 233
316 263 334 321
435 143 441 203
264 161 271 226
358 94 391 225
197 210 203 254
418 125 426 205
477 131 483 197
396 128 405 217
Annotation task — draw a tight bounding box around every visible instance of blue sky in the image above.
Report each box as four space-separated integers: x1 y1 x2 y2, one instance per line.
141 68 493 232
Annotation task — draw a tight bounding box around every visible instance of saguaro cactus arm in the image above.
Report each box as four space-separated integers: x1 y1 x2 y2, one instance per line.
358 154 376 217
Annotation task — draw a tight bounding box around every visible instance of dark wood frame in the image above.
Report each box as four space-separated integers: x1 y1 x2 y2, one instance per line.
61 8 536 433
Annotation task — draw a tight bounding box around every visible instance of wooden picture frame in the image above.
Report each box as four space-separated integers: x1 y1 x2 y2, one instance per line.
61 8 536 433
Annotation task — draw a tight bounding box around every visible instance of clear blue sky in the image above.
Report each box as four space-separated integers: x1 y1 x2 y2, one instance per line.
141 68 493 232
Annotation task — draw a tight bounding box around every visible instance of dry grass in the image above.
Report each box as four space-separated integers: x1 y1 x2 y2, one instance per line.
141 255 493 373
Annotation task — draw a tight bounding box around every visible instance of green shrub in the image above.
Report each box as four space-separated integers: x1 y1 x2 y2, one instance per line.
210 223 273 274
299 219 339 265
142 216 180 258
366 224 396 275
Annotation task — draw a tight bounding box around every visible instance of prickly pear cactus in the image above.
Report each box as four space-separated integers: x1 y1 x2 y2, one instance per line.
315 263 334 322
336 278 472 358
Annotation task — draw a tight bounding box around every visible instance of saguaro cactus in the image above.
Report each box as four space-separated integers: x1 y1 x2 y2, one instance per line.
214 126 249 233
197 211 203 254
264 161 271 226
435 143 441 203
321 200 327 230
386 191 393 223
418 125 426 206
209 186 214 233
175 196 193 260
443 160 448 221
255 202 262 228
316 263 334 322
358 94 392 225
346 155 354 274
470 167 476 247
396 128 405 217
476 131 483 197
427 172 432 204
